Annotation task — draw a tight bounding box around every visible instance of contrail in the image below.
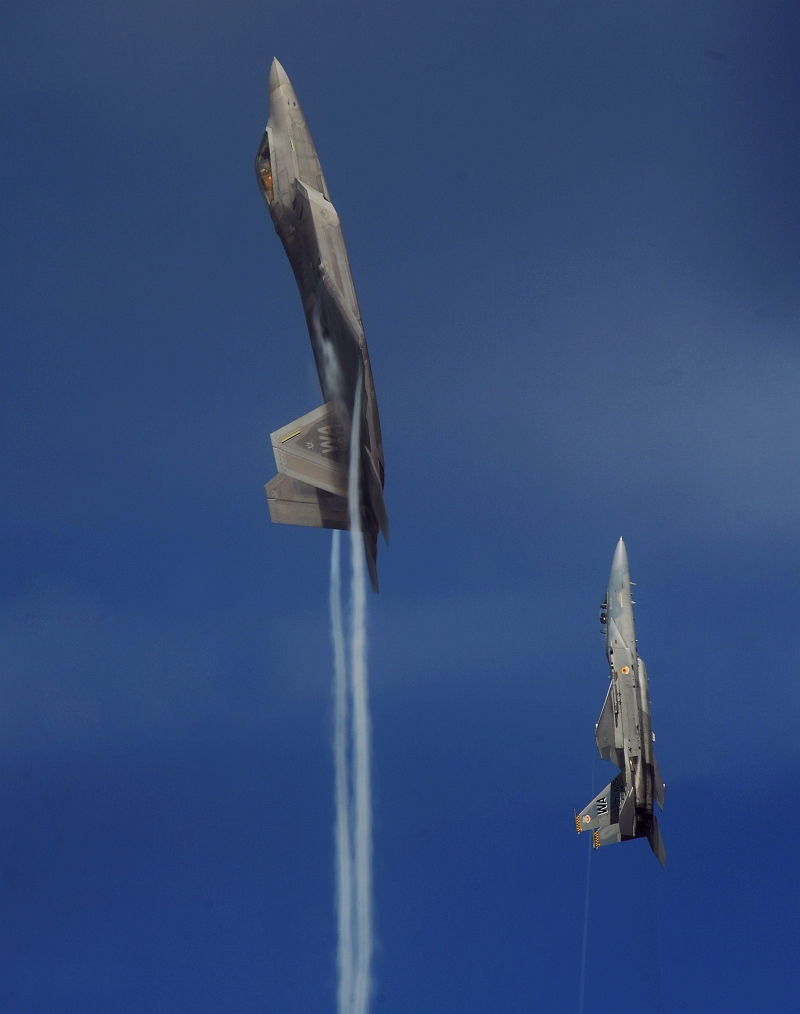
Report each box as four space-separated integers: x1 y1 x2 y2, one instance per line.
330 529 354 1014
578 835 592 1014
329 369 373 1014
321 303 356 1014
578 762 594 1014
348 374 373 1014
313 289 343 402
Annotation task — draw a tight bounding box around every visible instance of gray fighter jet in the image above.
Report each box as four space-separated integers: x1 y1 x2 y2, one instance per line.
255 59 388 591
575 539 666 865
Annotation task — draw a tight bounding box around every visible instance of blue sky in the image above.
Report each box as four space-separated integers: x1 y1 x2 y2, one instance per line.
1 1 799 1011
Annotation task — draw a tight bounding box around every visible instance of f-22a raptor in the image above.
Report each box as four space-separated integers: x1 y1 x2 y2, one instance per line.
255 59 388 591
576 539 666 866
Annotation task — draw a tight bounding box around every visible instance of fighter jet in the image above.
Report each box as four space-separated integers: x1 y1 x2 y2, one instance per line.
255 59 388 591
575 539 666 865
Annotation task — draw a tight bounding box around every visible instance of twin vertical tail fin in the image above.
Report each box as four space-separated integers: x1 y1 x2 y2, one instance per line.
270 402 350 498
264 402 383 592
575 776 666 865
265 402 352 530
576 773 634 848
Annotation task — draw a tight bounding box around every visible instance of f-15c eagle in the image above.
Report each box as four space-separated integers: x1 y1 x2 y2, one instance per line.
576 539 666 866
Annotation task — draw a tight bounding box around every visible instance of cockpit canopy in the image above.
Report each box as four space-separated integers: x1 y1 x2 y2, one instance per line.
255 129 274 205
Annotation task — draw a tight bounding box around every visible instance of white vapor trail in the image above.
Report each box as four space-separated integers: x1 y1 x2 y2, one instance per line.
578 762 594 1014
348 375 372 1014
330 530 354 1014
329 370 373 1014
313 295 343 402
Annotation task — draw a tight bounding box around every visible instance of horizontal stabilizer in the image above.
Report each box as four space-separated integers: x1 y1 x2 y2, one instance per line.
265 476 381 592
271 403 349 497
363 448 389 545
363 528 379 593
265 474 349 530
647 815 667 867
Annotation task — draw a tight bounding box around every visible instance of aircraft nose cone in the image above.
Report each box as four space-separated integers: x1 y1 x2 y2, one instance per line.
269 58 293 94
610 537 629 580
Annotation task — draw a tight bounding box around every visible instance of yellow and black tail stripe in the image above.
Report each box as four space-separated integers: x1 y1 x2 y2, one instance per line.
575 814 582 834
593 830 600 849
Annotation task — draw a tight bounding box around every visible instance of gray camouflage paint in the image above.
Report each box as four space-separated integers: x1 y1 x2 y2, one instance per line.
576 538 666 865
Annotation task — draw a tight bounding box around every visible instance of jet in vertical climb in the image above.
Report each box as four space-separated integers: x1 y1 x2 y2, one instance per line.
255 58 388 591
575 539 666 865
